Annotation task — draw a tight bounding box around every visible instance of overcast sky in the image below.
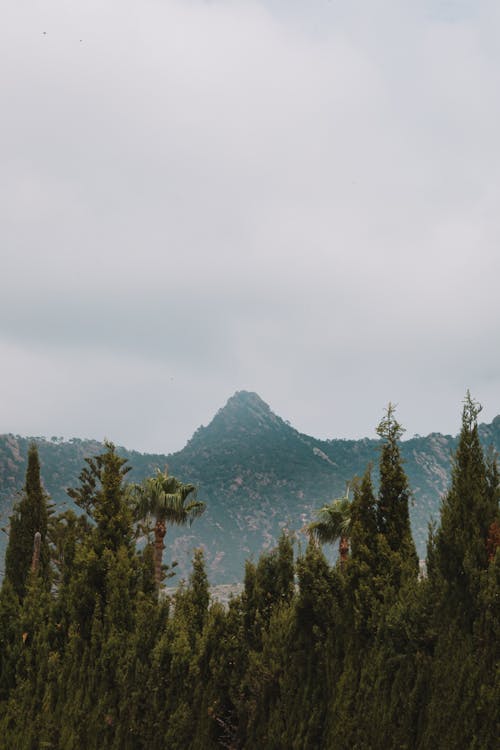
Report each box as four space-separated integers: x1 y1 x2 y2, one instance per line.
2 0 500 453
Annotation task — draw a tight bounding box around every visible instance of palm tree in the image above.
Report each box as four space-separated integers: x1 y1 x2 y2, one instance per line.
308 483 352 566
129 469 205 588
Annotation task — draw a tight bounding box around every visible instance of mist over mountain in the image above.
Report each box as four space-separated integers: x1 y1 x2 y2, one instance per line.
1 391 500 582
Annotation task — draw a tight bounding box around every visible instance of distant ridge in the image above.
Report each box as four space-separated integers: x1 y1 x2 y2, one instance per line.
1 392 500 582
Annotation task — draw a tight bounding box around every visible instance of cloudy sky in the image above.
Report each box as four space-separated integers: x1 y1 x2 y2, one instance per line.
2 0 500 453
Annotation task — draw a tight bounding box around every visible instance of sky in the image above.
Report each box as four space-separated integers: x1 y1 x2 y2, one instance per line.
2 0 500 454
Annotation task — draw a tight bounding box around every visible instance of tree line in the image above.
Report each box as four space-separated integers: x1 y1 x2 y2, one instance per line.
0 395 498 748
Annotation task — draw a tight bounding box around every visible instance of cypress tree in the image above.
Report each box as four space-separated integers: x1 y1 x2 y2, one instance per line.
4 443 50 599
420 395 500 748
376 404 418 577
0 578 21 701
247 532 295 647
376 406 415 551
346 469 383 642
187 548 210 636
434 392 499 618
350 467 378 558
191 598 246 750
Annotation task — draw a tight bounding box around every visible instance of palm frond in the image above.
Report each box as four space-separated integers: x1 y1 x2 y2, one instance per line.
130 471 205 527
308 496 352 545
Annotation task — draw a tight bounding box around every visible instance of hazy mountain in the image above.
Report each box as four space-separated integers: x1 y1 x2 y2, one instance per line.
1 391 500 582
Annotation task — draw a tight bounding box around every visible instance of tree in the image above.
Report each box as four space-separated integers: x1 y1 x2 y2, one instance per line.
349 467 378 557
67 441 133 555
308 483 353 566
4 443 51 599
0 578 21 701
434 392 499 618
376 404 417 575
129 470 205 589
48 509 91 589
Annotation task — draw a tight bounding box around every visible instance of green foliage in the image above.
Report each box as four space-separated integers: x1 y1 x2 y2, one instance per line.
0 397 498 749
130 469 204 529
242 532 294 651
7 390 500 581
350 467 378 548
67 442 133 554
4 443 51 599
434 395 498 613
0 579 21 701
308 483 353 564
49 509 91 588
128 469 205 589
376 404 417 567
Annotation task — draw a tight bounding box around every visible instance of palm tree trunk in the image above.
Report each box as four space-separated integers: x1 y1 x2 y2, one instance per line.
339 535 349 567
154 519 167 588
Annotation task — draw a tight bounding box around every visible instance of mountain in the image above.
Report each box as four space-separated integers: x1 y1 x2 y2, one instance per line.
1 391 500 583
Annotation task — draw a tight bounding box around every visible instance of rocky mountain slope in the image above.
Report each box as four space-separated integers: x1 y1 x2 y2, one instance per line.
1 391 499 582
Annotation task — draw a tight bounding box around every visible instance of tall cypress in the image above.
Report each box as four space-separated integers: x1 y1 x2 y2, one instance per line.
434 393 498 617
350 467 378 558
376 404 417 572
4 443 50 599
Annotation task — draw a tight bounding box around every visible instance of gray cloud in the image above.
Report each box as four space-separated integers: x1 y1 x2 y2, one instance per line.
1 0 500 452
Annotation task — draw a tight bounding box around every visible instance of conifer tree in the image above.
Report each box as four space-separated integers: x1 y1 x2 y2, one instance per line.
290 542 342 749
434 392 499 619
191 597 246 750
67 442 133 555
4 443 51 599
350 468 378 551
247 532 294 645
376 404 418 575
0 579 21 701
346 468 384 641
187 548 210 636
64 443 136 645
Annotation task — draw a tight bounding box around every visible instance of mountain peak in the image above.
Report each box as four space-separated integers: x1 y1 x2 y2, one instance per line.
224 390 271 414
183 391 290 450
212 390 278 430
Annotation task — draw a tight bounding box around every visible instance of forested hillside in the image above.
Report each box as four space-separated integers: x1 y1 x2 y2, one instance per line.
2 391 500 581
0 396 498 748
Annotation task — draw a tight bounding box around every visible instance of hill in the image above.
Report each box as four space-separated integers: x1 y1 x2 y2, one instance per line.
1 391 500 582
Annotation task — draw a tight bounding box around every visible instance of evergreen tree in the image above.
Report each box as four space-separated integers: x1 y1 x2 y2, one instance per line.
49 509 91 590
186 548 210 636
4 443 51 599
345 468 385 642
67 441 133 555
0 579 21 701
350 467 378 552
293 543 343 750
421 394 500 747
376 404 418 579
191 597 246 749
434 393 499 620
244 532 294 648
